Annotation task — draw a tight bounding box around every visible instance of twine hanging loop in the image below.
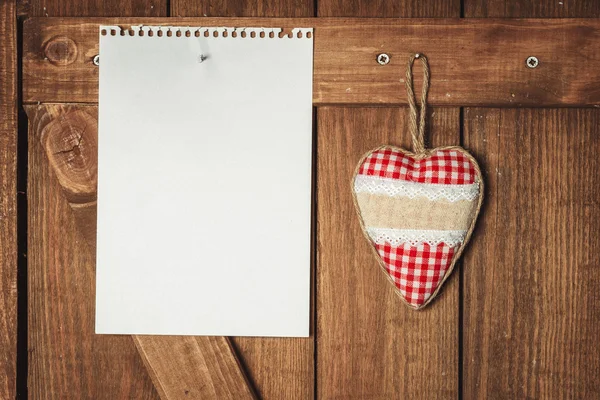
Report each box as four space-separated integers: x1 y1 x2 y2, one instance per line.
405 53 430 155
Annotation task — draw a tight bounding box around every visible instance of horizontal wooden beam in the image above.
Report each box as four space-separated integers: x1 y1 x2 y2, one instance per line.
23 17 600 106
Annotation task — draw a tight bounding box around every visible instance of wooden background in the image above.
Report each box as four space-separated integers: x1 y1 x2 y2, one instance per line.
1 0 600 398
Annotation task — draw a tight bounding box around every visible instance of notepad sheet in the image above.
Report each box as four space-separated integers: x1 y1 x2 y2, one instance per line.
96 26 313 336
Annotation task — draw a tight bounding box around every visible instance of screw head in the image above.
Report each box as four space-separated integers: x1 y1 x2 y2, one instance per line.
377 53 390 65
93 55 100 66
526 56 539 69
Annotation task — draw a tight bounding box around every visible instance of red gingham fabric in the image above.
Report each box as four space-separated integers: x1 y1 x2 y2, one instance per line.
358 147 476 185
375 242 456 307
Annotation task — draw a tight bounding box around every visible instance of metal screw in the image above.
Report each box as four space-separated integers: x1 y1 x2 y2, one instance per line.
93 55 100 66
526 56 539 69
377 53 390 65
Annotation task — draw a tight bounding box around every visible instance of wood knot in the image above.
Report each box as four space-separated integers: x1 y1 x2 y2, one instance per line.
43 36 78 66
41 109 98 204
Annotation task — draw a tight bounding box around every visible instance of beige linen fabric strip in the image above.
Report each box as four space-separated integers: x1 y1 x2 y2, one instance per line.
356 192 477 231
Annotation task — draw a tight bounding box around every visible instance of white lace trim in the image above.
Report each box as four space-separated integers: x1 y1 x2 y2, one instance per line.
366 227 466 247
354 175 480 202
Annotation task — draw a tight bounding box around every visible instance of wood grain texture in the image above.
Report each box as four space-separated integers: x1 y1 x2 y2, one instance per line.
37 107 98 247
26 104 257 399
26 104 159 399
172 0 313 18
465 0 600 17
0 0 17 399
463 4 600 400
317 0 458 398
172 2 316 399
462 108 600 399
226 337 314 399
22 18 600 107
317 107 460 399
25 0 165 17
134 336 257 400
318 0 459 17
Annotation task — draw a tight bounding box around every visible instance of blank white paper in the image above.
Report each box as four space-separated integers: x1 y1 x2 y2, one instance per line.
96 26 313 337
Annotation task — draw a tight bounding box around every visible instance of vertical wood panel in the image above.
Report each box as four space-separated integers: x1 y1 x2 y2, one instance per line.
317 107 460 399
27 103 256 399
463 108 600 399
464 2 600 399
464 0 600 17
171 1 316 399
27 105 160 399
0 0 17 399
25 0 171 398
316 1 460 399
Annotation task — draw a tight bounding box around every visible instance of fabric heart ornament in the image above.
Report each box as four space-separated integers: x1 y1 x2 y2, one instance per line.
352 54 483 310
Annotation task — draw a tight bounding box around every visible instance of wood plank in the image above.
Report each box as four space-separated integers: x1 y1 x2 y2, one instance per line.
25 0 166 17
23 3 199 400
26 104 159 399
172 0 313 18
26 1 256 399
462 108 600 399
22 17 600 107
464 3 600 400
222 336 314 399
318 0 459 17
465 0 600 17
316 1 459 398
26 104 257 399
0 1 17 399
316 107 460 399
171 3 316 399
134 336 256 400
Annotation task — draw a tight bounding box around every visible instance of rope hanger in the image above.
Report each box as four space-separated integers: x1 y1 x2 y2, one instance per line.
405 53 430 155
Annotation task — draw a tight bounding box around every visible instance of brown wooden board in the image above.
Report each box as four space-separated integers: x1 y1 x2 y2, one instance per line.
464 0 600 17
24 0 166 17
0 1 17 399
316 107 460 399
26 104 160 399
461 1 600 399
26 103 257 399
23 17 600 107
462 108 600 399
20 0 600 397
25 1 261 398
172 0 314 18
225 337 315 399
318 0 460 17
316 0 459 398
134 336 257 399
170 2 317 400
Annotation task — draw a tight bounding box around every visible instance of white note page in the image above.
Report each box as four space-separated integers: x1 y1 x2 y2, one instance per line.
96 26 313 337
